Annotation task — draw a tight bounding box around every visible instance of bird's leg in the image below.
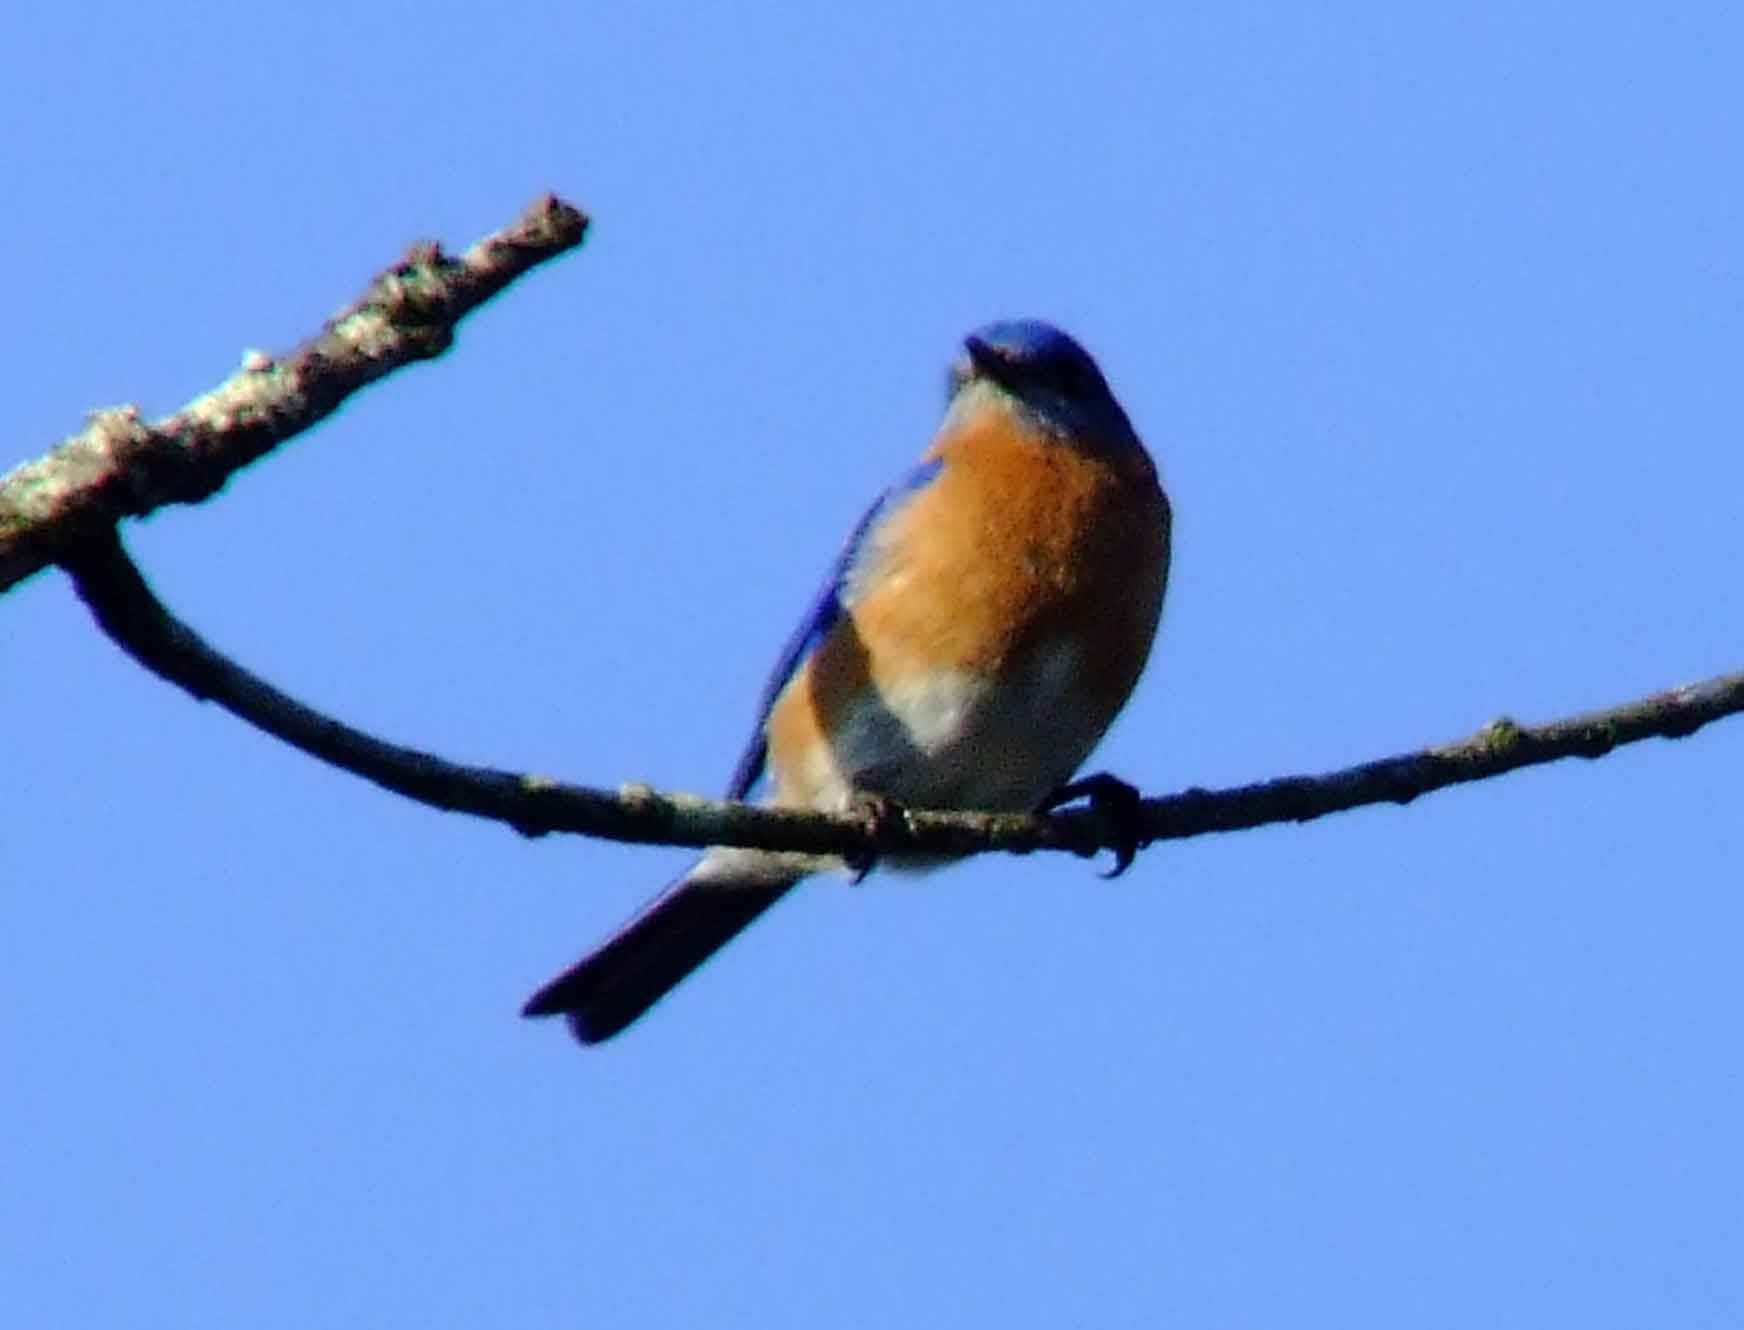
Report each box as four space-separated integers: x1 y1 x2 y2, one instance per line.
1041 771 1147 878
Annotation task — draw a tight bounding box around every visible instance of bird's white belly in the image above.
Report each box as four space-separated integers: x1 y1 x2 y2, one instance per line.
798 638 1104 814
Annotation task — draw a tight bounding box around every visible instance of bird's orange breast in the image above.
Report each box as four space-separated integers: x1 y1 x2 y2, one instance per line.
766 408 1170 810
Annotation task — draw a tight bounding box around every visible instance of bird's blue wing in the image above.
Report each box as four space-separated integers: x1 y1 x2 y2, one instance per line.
723 457 945 800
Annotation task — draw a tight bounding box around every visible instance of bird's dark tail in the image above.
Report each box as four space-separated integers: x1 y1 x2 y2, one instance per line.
521 851 802 1044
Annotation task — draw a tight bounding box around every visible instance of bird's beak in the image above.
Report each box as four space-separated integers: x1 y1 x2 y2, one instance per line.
963 335 1017 388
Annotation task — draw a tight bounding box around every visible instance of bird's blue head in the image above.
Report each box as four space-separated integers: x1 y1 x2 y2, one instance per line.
948 319 1138 449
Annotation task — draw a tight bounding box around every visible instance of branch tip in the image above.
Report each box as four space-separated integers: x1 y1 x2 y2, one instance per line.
2 193 589 594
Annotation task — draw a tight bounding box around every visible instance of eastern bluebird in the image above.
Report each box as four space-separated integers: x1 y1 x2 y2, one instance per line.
523 319 1171 1043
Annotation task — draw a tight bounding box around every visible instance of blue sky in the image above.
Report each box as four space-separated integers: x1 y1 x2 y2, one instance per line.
6 3 1742 1325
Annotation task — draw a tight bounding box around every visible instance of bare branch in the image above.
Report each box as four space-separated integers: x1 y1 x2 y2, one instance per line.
64 528 1744 868
1 194 589 594
23 190 1739 866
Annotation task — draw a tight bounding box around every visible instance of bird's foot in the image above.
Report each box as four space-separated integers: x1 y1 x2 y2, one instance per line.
844 791 906 884
1041 772 1147 878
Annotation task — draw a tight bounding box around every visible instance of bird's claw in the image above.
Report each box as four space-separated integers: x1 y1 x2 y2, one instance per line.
1041 772 1147 877
845 791 905 884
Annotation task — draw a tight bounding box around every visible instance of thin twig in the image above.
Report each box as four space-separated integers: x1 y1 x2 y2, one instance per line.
1 194 589 594
63 528 1744 867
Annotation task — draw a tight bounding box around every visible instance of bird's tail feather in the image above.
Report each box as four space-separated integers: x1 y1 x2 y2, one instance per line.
521 849 803 1045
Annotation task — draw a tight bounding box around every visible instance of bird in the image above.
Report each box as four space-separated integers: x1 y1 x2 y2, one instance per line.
522 319 1171 1044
